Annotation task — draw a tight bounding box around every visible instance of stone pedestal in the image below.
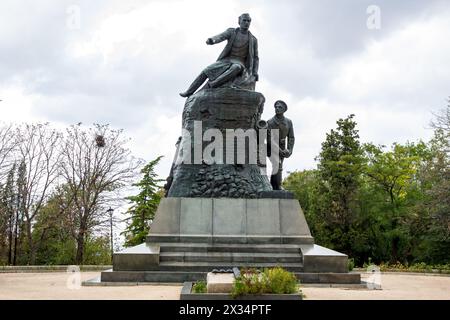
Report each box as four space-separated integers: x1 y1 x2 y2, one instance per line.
147 198 314 244
101 198 360 284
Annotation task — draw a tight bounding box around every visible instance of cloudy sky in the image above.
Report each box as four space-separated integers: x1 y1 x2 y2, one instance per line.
1 0 449 177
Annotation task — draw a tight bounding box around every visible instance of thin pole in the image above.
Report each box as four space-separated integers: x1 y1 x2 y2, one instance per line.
109 208 114 263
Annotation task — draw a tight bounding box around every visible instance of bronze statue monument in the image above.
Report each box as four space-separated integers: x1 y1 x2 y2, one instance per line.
100 12 360 286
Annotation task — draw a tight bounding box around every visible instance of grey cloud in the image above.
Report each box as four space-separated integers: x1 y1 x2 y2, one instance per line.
263 0 441 58
258 0 446 99
1 0 449 174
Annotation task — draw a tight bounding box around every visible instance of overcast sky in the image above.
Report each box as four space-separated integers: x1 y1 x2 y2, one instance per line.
1 0 449 178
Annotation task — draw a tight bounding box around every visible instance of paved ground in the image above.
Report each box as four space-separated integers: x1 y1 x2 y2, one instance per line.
0 272 449 300
303 273 450 300
0 272 181 300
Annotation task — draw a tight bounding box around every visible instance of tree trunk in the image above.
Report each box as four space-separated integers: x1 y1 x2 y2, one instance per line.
391 236 399 263
25 220 36 265
8 217 13 265
390 214 399 263
12 210 19 265
75 232 84 265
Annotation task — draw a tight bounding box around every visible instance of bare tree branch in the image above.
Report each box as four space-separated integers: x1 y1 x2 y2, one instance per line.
0 123 18 182
59 124 142 264
15 123 61 264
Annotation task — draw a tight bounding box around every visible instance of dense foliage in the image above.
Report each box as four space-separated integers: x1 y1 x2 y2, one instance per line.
284 105 450 266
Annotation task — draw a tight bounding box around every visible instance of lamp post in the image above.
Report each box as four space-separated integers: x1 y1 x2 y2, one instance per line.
106 207 114 263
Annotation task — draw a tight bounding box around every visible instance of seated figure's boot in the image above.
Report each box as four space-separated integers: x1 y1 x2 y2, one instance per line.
180 73 207 97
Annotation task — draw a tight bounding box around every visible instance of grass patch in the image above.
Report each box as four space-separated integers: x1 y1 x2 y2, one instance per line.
359 262 450 273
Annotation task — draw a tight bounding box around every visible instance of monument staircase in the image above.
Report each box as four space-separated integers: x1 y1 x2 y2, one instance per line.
103 242 305 283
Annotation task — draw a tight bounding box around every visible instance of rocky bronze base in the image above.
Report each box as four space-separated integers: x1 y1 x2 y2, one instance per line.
167 87 272 198
168 164 272 198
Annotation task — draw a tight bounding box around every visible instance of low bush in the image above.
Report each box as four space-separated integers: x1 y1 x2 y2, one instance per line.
264 267 298 294
231 267 301 298
192 280 207 293
348 258 355 271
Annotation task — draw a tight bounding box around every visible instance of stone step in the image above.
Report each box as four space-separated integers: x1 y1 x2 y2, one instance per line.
100 269 361 284
295 272 362 284
147 234 314 245
116 261 304 272
101 269 206 283
159 251 302 263
158 242 302 254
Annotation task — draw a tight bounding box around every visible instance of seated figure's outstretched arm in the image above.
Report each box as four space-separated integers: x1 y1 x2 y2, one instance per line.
206 28 234 45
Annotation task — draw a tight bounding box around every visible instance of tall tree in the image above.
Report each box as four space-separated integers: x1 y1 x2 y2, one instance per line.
122 156 164 247
428 101 450 224
0 162 28 265
15 123 61 264
364 142 429 208
413 102 450 263
314 114 365 255
363 142 430 262
59 124 142 264
32 187 76 265
0 164 16 264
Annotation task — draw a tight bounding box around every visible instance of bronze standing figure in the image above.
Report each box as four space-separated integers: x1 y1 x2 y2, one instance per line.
267 100 295 190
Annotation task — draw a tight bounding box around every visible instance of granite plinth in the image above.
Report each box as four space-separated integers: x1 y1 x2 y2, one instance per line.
147 198 314 244
103 197 359 284
113 243 160 271
301 244 348 273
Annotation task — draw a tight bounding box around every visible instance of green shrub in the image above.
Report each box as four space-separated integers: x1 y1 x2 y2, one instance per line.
264 267 298 294
348 258 355 271
231 267 300 298
192 280 207 293
231 269 263 298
